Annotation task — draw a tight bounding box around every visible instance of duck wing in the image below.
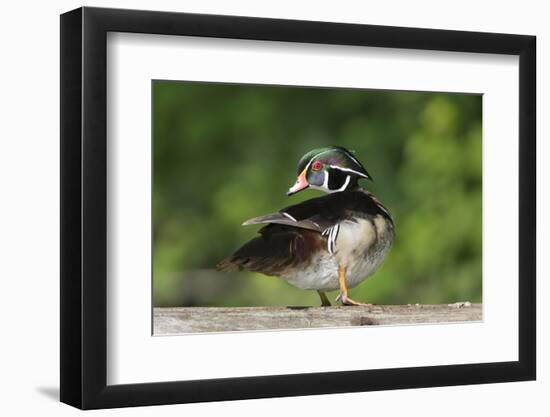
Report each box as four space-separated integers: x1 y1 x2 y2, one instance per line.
242 190 386 233
241 193 351 233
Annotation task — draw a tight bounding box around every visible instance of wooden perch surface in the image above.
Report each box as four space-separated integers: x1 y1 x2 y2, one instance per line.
154 303 481 334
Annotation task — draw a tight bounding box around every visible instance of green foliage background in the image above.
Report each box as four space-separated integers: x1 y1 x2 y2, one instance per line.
153 81 482 307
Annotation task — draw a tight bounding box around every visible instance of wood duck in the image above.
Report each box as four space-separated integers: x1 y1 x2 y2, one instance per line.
217 146 394 306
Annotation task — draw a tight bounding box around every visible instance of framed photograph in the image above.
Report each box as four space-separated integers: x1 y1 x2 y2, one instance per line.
60 6 536 409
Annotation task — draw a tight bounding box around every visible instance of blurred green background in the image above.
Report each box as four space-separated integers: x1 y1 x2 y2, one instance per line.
153 81 482 307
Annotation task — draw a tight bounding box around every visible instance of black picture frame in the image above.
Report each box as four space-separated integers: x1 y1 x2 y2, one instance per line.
60 6 536 410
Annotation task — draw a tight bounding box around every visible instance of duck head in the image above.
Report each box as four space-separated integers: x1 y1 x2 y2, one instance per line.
287 146 372 196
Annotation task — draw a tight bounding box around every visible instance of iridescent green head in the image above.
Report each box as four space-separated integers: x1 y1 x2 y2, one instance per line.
287 146 372 196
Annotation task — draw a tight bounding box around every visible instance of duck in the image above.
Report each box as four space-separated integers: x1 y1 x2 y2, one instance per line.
216 146 394 306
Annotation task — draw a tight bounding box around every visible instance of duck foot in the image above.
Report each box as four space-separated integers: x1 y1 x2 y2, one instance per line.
336 293 372 306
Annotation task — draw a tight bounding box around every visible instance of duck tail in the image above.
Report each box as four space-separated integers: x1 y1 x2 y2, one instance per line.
215 256 241 272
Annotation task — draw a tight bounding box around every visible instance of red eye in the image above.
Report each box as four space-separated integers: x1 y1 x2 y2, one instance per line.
312 161 322 171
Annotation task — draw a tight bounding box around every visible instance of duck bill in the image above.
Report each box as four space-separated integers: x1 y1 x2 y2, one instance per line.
286 168 309 196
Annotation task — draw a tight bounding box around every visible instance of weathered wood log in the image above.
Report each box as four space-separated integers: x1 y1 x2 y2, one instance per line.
154 302 481 335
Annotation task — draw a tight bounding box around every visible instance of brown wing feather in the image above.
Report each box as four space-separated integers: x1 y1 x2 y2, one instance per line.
216 224 325 276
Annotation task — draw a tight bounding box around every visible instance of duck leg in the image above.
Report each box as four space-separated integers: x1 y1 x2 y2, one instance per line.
317 291 331 307
338 266 370 306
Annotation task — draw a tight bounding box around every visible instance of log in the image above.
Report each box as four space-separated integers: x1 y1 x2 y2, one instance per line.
153 302 481 335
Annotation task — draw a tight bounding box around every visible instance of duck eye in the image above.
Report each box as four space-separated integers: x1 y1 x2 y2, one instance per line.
311 161 323 171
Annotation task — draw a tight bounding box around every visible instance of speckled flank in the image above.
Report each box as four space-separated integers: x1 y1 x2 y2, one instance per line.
281 215 394 291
